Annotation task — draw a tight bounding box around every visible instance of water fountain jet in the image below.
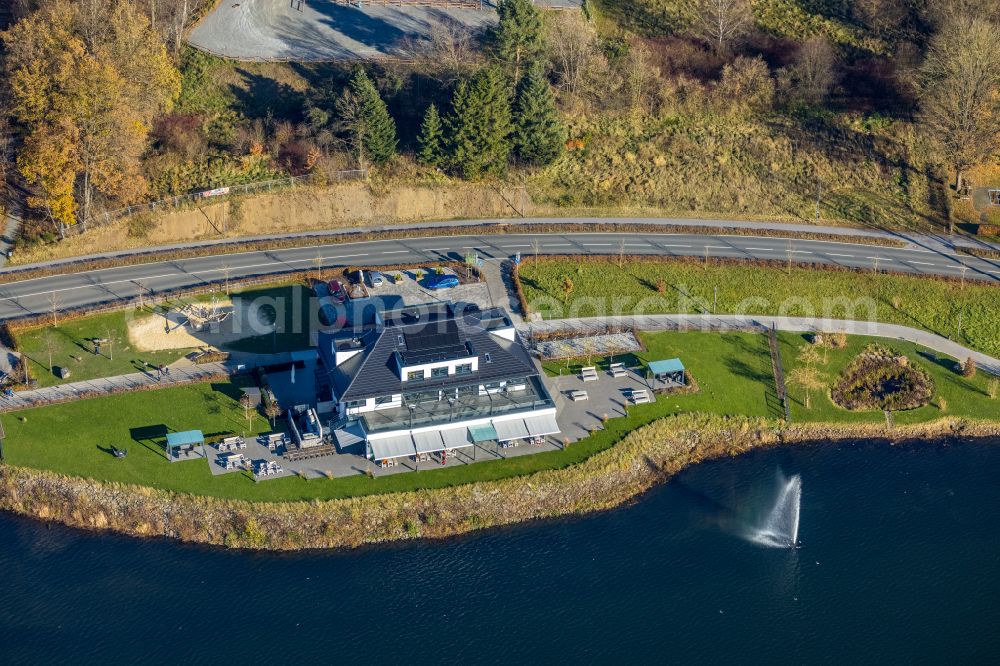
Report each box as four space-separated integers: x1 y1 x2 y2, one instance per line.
747 473 801 548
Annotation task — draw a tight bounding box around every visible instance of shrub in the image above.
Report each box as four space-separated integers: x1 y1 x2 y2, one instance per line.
961 357 977 378
987 378 999 399
831 345 934 411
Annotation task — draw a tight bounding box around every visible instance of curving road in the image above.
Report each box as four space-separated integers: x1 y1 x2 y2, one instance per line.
0 229 998 321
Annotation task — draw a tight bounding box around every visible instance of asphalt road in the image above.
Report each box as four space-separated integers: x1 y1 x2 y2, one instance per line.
0 231 998 320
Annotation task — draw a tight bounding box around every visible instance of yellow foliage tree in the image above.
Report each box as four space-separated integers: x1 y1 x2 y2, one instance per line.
2 1 180 228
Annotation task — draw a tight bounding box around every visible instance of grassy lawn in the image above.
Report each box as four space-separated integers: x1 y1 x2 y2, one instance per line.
1 330 996 502
543 330 779 419
519 259 1000 356
778 333 1000 426
15 308 193 388
13 283 315 387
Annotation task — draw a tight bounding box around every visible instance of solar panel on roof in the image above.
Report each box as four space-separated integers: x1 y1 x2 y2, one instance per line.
403 320 461 351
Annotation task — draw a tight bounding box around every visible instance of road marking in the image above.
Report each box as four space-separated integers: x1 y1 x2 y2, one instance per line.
705 245 729 249
381 250 409 254
744 246 773 251
827 253 854 258
583 243 613 246
658 243 691 248
788 250 812 254
866 257 893 261
909 261 936 266
503 244 531 248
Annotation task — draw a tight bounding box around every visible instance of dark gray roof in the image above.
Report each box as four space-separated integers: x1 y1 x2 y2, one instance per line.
325 307 535 402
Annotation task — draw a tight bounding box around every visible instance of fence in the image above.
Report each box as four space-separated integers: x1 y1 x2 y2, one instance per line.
62 169 367 238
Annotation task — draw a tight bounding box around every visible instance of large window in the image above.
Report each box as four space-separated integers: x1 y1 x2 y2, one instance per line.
407 370 425 382
374 395 394 406
455 363 473 375
431 366 449 379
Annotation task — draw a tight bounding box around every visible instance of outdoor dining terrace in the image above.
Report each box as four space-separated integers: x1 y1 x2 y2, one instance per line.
359 376 555 434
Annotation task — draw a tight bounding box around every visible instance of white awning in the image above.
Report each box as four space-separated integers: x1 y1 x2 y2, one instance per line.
524 414 560 437
369 434 415 460
440 427 473 449
413 430 446 454
493 418 530 441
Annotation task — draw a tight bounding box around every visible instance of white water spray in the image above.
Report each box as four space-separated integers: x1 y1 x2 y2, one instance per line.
748 474 802 548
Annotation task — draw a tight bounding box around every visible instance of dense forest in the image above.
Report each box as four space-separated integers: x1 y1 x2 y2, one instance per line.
2 0 999 247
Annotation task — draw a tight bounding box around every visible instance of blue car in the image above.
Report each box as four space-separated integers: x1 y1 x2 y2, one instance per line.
425 274 459 290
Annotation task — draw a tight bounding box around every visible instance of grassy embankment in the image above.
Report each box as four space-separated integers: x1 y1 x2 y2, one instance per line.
12 283 314 387
518 258 1000 356
2 330 996 503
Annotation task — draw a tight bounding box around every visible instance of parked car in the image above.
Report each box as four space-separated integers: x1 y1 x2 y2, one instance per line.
425 274 460 290
327 280 347 303
367 271 385 288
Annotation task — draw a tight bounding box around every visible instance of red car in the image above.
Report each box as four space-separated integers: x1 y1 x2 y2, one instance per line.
328 280 347 303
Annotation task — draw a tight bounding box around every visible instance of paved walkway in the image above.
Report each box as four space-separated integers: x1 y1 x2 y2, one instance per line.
521 315 1000 376
479 258 523 324
0 361 229 412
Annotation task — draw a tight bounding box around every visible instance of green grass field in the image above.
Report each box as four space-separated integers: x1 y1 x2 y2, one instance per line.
2 331 994 502
13 283 315 388
543 330 779 419
778 332 1000 426
519 259 1000 356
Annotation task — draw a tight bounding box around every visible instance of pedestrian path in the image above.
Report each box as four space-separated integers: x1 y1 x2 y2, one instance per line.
0 361 229 412
521 315 1000 376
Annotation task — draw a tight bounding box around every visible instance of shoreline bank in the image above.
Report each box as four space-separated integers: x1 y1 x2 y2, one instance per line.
1 415 998 551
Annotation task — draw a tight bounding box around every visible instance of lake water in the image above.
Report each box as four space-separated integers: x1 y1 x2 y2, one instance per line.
3 436 1000 664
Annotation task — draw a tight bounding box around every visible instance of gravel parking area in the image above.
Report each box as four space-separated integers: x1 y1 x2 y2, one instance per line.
188 0 582 61
189 1 497 61
367 267 494 310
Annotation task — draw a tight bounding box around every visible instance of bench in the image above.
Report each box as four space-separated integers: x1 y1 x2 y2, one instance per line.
609 363 627 378
569 389 589 402
580 366 599 382
629 389 652 405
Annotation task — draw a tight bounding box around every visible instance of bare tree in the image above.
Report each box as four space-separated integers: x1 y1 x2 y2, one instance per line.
220 263 232 295
781 36 838 107
105 326 114 361
43 331 56 373
547 10 605 99
49 291 61 327
240 393 254 425
264 401 281 427
690 0 753 54
920 16 1000 192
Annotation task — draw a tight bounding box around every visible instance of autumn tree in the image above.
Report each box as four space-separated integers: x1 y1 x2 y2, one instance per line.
689 0 753 55
788 365 826 409
2 2 180 228
920 16 1000 192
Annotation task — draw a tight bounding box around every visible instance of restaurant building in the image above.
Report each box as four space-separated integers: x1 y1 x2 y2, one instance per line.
317 301 559 464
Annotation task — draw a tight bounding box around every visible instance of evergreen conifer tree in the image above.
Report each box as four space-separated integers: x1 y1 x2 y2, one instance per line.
447 67 512 180
513 65 565 166
417 103 444 167
336 69 397 166
493 0 545 88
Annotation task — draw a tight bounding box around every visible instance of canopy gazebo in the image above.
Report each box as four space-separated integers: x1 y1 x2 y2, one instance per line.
647 358 686 387
165 430 205 461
